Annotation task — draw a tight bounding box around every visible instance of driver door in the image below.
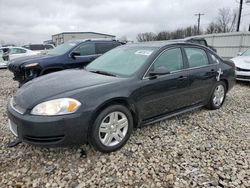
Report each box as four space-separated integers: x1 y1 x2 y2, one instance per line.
137 47 190 120
68 42 99 68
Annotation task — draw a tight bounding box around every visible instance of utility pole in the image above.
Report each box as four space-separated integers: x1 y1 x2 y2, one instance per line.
236 0 243 32
195 13 204 35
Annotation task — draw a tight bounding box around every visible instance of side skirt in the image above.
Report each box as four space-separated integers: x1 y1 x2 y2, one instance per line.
142 104 204 126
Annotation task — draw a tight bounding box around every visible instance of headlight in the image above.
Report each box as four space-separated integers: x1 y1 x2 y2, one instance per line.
31 98 81 116
24 63 39 68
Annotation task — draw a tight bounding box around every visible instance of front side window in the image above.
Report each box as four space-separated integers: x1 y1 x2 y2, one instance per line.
72 43 96 56
185 48 209 68
86 46 158 77
47 42 78 55
152 48 183 72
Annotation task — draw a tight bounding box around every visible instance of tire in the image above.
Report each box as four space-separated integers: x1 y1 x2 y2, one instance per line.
206 81 227 110
89 105 133 153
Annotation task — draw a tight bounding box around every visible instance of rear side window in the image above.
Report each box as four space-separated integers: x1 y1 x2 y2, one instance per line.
96 42 120 54
184 48 209 68
73 43 96 56
29 45 45 51
153 48 183 72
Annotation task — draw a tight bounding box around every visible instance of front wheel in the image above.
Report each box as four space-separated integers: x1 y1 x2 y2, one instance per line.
89 105 133 153
206 81 226 110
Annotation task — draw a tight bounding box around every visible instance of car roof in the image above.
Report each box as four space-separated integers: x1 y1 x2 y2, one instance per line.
68 38 120 44
125 40 204 48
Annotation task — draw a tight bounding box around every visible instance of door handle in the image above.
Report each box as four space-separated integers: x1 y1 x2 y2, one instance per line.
177 76 188 81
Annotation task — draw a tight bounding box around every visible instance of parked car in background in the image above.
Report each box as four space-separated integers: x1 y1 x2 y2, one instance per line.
182 37 217 52
0 47 39 68
231 48 250 81
7 41 235 152
23 44 55 54
8 39 122 86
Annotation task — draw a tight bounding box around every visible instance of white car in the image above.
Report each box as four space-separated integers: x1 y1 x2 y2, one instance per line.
231 49 250 81
0 47 39 68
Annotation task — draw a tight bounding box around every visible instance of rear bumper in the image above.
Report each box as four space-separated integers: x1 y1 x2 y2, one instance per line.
7 104 91 147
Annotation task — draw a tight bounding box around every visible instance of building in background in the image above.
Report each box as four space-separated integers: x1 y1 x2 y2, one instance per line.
51 32 116 46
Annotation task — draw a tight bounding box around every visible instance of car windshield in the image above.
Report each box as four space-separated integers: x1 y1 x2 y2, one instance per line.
86 46 157 77
47 42 78 55
241 49 250 56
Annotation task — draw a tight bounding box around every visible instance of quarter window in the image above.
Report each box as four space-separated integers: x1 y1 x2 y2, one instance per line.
73 43 96 56
153 48 184 72
184 48 209 68
209 53 220 64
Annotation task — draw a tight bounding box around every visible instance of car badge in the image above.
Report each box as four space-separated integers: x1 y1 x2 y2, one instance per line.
216 68 223 81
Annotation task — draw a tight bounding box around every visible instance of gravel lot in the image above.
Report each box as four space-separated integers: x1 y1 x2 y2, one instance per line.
0 69 249 188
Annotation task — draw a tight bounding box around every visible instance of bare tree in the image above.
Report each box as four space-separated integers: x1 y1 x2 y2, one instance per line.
136 32 156 42
216 8 237 33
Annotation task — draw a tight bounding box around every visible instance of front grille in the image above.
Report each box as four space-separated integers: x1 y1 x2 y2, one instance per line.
24 135 64 143
10 98 26 114
237 67 250 72
237 75 250 80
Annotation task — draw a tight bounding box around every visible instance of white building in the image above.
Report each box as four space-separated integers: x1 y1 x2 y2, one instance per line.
52 32 116 46
194 32 250 59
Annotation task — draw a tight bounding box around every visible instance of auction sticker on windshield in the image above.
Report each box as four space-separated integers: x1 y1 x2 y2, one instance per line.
135 50 153 56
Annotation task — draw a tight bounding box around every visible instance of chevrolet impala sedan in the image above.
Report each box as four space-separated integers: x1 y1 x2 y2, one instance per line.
7 41 235 152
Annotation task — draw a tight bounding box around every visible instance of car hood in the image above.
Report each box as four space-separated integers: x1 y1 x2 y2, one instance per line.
13 69 121 109
231 56 250 69
8 54 58 67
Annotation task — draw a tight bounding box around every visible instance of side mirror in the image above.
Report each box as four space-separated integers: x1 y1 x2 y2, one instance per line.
237 52 242 56
149 66 170 77
70 52 81 59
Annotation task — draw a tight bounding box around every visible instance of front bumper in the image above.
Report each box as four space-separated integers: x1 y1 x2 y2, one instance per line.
0 61 8 68
7 104 92 147
235 70 250 81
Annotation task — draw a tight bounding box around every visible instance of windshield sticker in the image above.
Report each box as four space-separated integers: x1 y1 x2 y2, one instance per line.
135 50 153 56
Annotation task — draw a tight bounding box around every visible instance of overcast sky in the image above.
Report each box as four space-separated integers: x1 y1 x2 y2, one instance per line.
0 0 249 45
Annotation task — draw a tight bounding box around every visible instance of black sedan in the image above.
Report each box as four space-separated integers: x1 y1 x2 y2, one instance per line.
7 41 235 153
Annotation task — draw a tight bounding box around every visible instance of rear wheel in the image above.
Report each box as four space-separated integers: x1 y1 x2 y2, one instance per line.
206 81 226 110
89 105 133 153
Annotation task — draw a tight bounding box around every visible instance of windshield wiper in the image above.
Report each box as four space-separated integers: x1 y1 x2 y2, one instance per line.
89 70 117 77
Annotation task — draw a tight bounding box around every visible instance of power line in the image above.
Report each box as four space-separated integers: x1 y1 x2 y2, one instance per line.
195 13 204 35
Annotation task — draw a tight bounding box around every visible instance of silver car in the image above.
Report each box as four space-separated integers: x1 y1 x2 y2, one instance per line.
231 49 250 81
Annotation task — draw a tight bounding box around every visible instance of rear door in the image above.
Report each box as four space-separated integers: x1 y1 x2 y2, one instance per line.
183 47 218 105
68 42 97 68
138 47 190 120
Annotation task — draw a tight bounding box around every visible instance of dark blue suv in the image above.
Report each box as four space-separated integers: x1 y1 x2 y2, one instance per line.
8 39 122 86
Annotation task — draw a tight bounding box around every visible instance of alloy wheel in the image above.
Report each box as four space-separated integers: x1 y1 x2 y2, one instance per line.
213 85 225 107
99 111 128 147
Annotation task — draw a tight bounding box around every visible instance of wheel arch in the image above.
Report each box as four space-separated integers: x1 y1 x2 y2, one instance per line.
89 97 140 131
220 78 229 92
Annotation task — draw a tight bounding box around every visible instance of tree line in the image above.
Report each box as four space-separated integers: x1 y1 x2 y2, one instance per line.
137 8 237 42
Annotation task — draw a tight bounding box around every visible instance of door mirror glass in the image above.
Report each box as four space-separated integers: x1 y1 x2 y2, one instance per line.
70 52 81 59
149 66 170 76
